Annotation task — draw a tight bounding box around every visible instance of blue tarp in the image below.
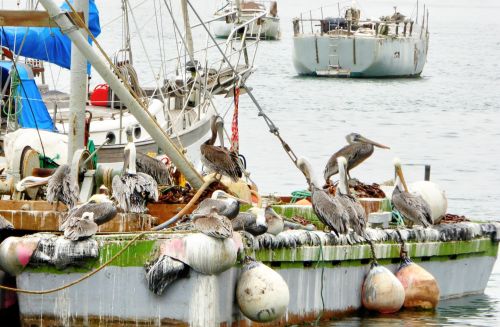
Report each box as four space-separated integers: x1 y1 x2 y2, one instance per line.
0 62 54 131
0 0 101 71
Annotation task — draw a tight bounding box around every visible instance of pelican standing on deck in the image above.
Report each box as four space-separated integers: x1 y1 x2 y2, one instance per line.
112 127 159 213
335 156 367 236
297 157 348 235
392 158 432 227
192 206 233 239
200 116 242 181
16 164 79 209
135 152 173 185
60 193 117 241
324 133 390 183
191 190 242 219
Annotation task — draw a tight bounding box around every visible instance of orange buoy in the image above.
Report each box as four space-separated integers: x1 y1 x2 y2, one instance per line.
362 263 405 313
295 198 311 205
395 257 440 309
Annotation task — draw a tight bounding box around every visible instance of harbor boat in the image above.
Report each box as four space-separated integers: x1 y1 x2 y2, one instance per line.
214 0 280 40
0 0 258 169
292 3 429 77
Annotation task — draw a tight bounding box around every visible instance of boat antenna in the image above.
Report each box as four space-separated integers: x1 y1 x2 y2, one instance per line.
185 0 300 169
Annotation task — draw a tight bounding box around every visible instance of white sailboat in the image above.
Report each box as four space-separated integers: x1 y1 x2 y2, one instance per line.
292 3 429 77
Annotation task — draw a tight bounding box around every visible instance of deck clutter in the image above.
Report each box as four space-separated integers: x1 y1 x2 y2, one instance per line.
0 0 497 326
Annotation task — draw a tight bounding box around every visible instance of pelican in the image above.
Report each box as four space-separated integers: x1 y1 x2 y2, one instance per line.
392 158 432 227
335 156 366 237
324 133 390 182
135 152 172 185
232 207 268 236
0 214 13 231
192 206 233 239
191 190 243 219
200 116 242 181
16 164 79 209
264 205 284 235
296 157 348 235
112 127 159 213
60 193 117 241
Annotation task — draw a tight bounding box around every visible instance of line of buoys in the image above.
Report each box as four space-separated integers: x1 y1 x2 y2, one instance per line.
236 256 289 322
395 256 440 309
362 262 405 313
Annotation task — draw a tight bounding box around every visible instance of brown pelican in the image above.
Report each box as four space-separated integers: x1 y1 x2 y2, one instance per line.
296 157 348 235
232 207 268 236
0 214 13 231
192 206 233 239
324 133 390 182
112 128 159 213
16 164 79 209
60 193 117 241
200 116 242 181
191 190 243 219
335 156 367 236
264 205 284 235
392 158 432 227
135 152 172 185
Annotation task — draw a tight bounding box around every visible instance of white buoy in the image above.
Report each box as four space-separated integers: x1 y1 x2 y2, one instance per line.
362 263 405 313
0 237 39 276
236 257 289 322
409 181 447 223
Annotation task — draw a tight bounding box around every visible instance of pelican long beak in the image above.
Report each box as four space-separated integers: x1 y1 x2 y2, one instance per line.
215 119 225 148
359 136 390 149
224 192 251 205
395 165 409 192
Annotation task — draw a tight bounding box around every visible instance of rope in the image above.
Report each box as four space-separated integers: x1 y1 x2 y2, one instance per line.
313 241 325 325
290 190 311 203
230 84 240 153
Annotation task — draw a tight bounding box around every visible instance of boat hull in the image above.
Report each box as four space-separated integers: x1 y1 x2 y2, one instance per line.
214 16 280 40
293 33 429 77
13 229 499 326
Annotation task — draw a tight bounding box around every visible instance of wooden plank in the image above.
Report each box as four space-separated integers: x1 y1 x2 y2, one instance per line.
0 10 83 28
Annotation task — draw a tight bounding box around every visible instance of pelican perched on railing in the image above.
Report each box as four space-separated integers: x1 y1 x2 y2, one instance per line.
297 157 348 235
392 158 432 227
60 193 117 241
16 164 79 209
335 156 366 237
112 127 159 213
324 133 390 182
192 206 233 239
191 190 244 219
200 116 242 181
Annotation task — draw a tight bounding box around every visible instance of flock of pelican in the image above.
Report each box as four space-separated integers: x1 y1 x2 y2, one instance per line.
14 117 435 243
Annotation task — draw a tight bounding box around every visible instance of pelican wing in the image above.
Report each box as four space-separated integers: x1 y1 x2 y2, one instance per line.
136 172 159 202
192 198 227 216
62 216 99 241
232 212 267 236
201 144 242 181
0 215 13 230
194 215 232 239
62 202 117 228
112 175 131 212
136 152 172 185
47 164 79 208
112 173 158 213
392 191 432 227
324 143 373 181
312 188 348 235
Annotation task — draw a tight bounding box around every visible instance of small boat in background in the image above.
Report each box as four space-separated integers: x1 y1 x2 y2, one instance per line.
214 0 280 40
292 3 429 77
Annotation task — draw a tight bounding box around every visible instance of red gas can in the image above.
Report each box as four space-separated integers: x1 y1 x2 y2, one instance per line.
90 84 110 107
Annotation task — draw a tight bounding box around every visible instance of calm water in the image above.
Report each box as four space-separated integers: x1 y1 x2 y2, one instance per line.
9 0 500 325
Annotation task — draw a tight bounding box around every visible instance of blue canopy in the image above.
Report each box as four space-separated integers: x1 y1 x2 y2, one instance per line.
0 0 101 71
0 61 54 131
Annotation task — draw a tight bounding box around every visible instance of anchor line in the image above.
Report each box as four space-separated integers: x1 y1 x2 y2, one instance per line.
185 0 300 169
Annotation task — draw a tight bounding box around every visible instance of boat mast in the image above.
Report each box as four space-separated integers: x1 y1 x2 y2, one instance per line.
38 0 205 189
67 0 89 164
180 0 194 61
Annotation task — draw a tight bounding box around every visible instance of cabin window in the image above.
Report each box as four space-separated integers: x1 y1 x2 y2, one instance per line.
134 126 142 139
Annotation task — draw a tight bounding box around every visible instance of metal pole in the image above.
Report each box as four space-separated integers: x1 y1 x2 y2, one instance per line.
424 165 431 181
67 0 88 164
39 0 204 189
180 0 194 61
